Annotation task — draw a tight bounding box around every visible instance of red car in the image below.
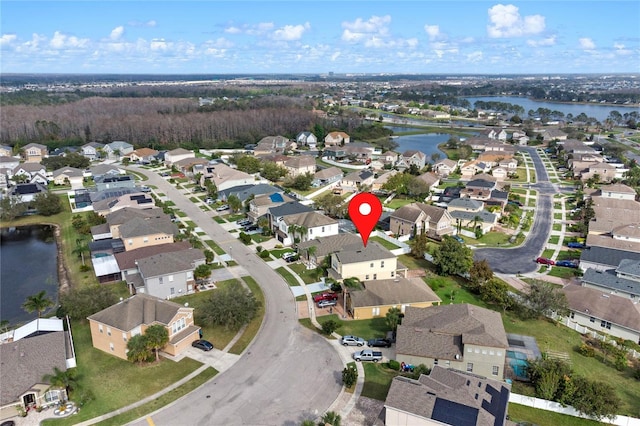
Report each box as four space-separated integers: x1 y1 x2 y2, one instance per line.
313 293 338 303
536 257 555 265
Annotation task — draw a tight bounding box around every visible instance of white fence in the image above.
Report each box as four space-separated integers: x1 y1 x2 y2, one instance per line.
510 393 640 426
371 230 410 255
320 157 368 170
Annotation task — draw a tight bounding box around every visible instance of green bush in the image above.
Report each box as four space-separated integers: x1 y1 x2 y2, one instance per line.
256 245 263 253
321 320 340 335
239 232 251 245
79 264 92 272
259 250 271 259
388 360 400 371
342 365 358 388
577 343 595 358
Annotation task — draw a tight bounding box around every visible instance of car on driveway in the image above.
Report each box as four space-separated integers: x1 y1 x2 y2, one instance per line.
340 335 365 346
317 299 337 308
567 242 586 249
192 339 214 351
536 257 555 265
216 205 229 212
556 260 578 268
367 338 392 348
281 251 297 261
313 292 338 303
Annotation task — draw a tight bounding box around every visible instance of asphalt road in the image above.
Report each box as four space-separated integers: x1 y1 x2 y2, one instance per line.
127 169 342 426
474 147 556 274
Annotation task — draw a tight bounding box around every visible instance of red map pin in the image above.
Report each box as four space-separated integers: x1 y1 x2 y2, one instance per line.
348 192 383 247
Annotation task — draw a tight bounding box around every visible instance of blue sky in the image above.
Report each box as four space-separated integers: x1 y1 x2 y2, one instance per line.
1 1 639 74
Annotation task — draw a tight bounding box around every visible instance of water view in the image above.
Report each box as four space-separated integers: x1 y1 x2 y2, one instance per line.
0 225 59 326
465 96 640 122
387 131 450 161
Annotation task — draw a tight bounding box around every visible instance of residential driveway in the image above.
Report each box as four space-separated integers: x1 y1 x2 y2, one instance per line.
474 147 554 274
126 168 343 426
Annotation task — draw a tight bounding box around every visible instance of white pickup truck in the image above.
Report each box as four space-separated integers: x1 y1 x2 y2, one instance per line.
352 349 383 362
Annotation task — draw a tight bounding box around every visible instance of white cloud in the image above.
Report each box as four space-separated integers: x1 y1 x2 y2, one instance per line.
150 38 168 51
49 31 89 49
579 37 596 50
527 35 556 47
224 26 241 34
203 37 233 49
128 20 157 28
110 26 124 41
0 34 17 46
487 4 545 38
467 51 483 62
146 20 156 27
224 22 274 36
614 42 632 55
424 24 440 41
331 51 341 61
341 15 391 42
272 22 310 41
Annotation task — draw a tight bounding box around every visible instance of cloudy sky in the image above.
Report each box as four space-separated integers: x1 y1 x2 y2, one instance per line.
1 1 638 74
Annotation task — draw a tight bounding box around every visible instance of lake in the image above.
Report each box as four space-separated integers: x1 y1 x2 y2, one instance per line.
0 225 59 326
388 131 450 161
465 96 640 122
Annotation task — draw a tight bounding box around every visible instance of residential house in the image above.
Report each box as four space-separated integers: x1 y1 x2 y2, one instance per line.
172 157 209 175
586 233 640 254
89 164 123 180
9 182 48 203
200 163 255 191
118 215 177 251
21 143 48 162
460 160 492 179
384 366 511 426
434 158 458 177
92 192 155 216
561 139 598 156
477 152 514 167
0 173 8 192
329 241 398 282
480 127 508 141
498 158 518 170
87 293 200 360
579 245 640 272
0 144 13 157
491 167 507 181
296 131 318 149
389 203 453 238
379 151 398 165
400 150 427 170
416 172 440 192
104 141 134 159
80 142 105 161
562 285 640 344
256 153 289 167
575 162 618 182
127 248 206 298
164 148 194 167
324 144 375 161
447 197 484 214
512 131 529 146
247 192 295 224
396 304 509 380
0 156 21 172
217 183 281 204
312 166 343 187
540 128 568 141
341 170 375 191
324 131 350 146
266 201 314 233
95 174 135 192
52 167 84 189
598 183 637 200
284 156 317 177
114 241 192 281
128 148 160 163
277 211 339 245
588 196 640 235
0 318 76 420
581 259 640 300
371 170 399 192
296 233 362 268
450 210 498 235
48 146 78 157
11 162 48 185
347 277 441 320
254 135 292 155
612 223 640 243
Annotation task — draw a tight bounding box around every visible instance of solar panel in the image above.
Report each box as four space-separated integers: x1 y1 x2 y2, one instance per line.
432 398 478 426
481 384 509 426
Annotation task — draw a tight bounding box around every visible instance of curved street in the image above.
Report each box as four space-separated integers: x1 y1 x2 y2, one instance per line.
474 147 557 274
127 170 343 426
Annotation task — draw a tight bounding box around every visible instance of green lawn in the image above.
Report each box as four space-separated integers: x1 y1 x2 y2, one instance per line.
476 232 515 247
288 262 322 284
385 197 415 209
175 211 187 218
224 212 246 222
213 216 226 224
553 223 562 231
228 276 265 354
556 250 581 261
43 321 203 426
547 266 581 279
511 188 527 194
425 276 486 307
542 249 555 259
270 248 295 259
548 235 560 245
554 213 563 220
369 236 401 250
397 254 433 271
361 363 401 401
250 233 272 244
205 240 225 255
275 266 300 286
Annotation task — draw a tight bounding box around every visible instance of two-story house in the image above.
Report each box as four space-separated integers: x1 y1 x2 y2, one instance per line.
247 192 295 224
396 304 509 380
312 167 343 187
581 259 640 300
87 293 200 360
277 211 339 245
400 150 427 170
296 131 318 149
80 142 105 161
329 241 397 282
480 127 508 141
21 143 48 163
254 136 292 155
0 144 13 157
434 158 458 177
284 156 317 178
390 203 453 238
266 201 314 233
164 148 194 167
11 163 48 185
128 148 160 164
104 141 134 159
199 163 254 192
324 131 350 146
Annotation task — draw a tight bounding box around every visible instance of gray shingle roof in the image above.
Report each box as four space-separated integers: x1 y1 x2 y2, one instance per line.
268 201 313 218
450 210 497 223
349 277 441 308
580 246 640 269
396 304 508 360
87 293 185 331
296 233 362 257
106 207 166 226
616 259 640 278
0 331 68 406
582 268 640 295
115 242 192 271
448 198 484 210
137 248 205 278
313 166 343 180
118 216 178 238
283 211 337 228
334 241 395 264
563 285 640 332
385 366 510 426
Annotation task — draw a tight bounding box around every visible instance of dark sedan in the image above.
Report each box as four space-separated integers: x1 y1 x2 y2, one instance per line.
192 339 214 351
367 338 392 348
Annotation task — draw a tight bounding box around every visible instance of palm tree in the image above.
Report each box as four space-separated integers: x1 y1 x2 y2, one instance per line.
306 245 318 268
144 324 169 362
22 290 54 318
73 238 89 265
321 411 341 426
43 367 77 395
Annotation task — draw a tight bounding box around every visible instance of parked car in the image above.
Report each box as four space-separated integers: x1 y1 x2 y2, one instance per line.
192 339 214 351
139 186 151 193
244 225 259 232
340 335 366 346
567 242 586 249
452 235 464 243
216 205 229 212
281 252 297 261
313 292 338 303
536 257 555 265
317 299 337 308
204 198 214 205
367 338 392 348
236 218 251 225
556 260 578 268
352 349 383 362
285 254 299 263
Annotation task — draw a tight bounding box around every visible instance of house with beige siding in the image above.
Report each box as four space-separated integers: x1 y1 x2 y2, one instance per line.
329 241 397 282
396 304 508 380
284 156 317 177
21 143 48 162
324 131 350 146
164 148 194 167
87 293 200 360
389 203 453 238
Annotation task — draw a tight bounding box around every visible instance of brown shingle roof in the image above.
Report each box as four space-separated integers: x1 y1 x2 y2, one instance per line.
88 293 185 331
599 183 637 195
137 248 205 278
285 156 316 169
115 242 192 270
563 285 640 332
283 211 337 229
334 241 395 264
296 233 361 257
349 277 441 308
118 216 178 238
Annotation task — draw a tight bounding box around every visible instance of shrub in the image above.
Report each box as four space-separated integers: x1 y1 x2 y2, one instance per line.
239 232 251 244
577 343 595 358
256 246 263 253
321 320 340 335
614 354 628 371
259 250 271 259
79 264 92 272
342 365 358 388
388 360 400 371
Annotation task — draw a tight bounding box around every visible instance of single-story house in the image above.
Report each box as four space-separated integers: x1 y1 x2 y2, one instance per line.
312 167 343 187
164 148 194 167
52 167 84 189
